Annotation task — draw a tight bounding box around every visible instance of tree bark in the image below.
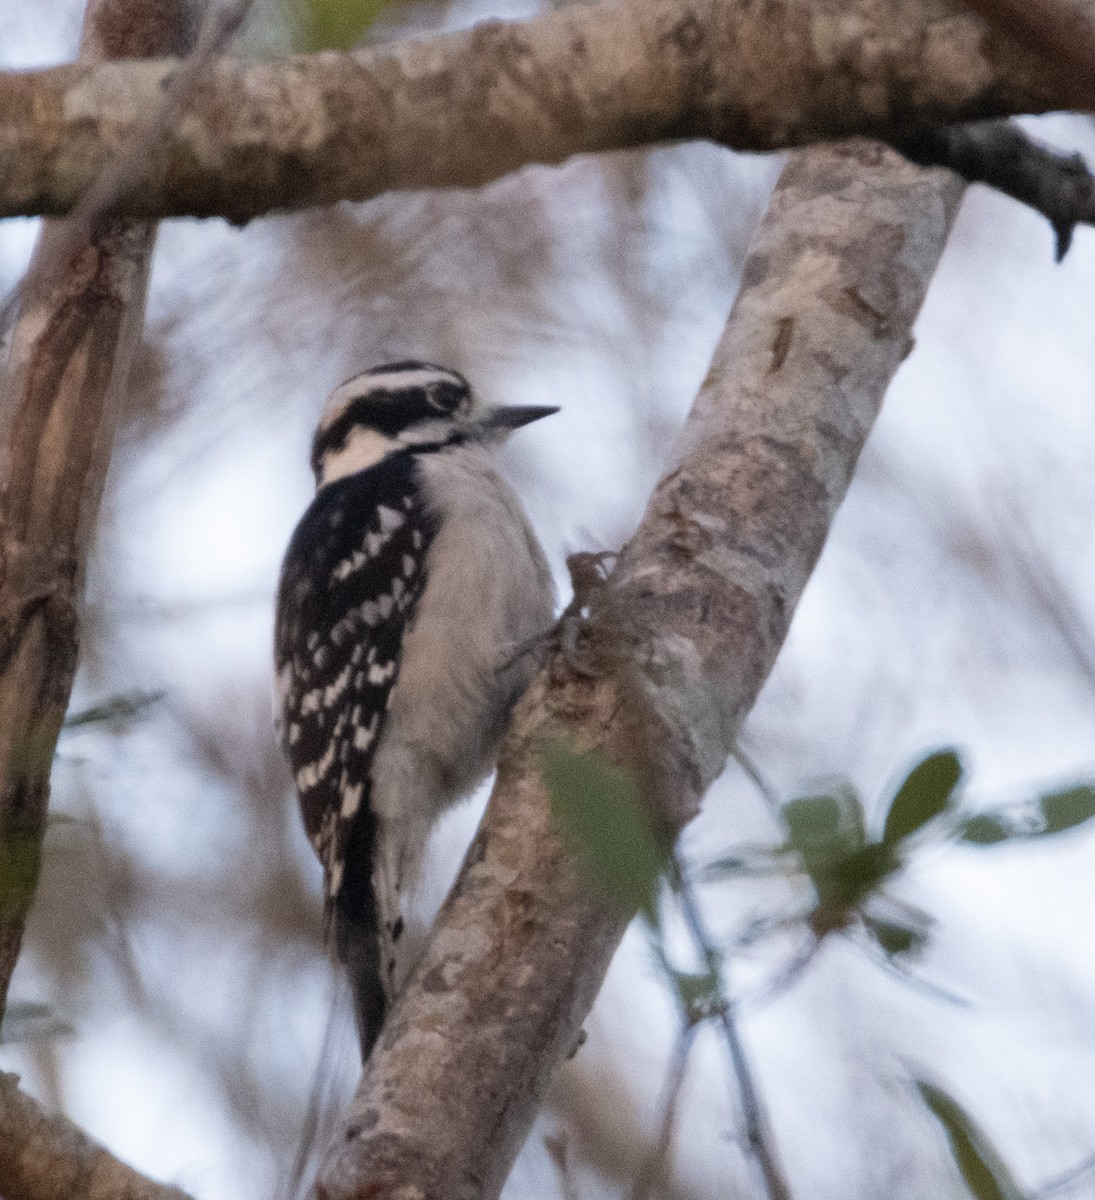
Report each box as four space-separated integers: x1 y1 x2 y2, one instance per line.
314 140 964 1200
0 1071 196 1200
962 0 1095 104
0 0 1074 222
0 0 199 1019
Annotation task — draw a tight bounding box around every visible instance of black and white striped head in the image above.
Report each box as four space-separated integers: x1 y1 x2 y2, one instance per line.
310 360 557 489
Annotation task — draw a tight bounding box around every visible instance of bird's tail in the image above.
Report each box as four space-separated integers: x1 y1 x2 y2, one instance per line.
331 813 419 1062
334 882 387 1062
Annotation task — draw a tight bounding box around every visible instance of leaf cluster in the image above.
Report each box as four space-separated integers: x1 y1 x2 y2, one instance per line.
708 750 1095 957
785 750 962 942
543 742 1095 1198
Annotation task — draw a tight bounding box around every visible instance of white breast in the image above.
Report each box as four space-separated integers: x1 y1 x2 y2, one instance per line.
369 442 555 826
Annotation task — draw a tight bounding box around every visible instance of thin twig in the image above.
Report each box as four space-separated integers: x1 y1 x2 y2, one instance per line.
544 1129 582 1200
736 932 821 1014
1037 1149 1095 1197
629 1025 698 1200
278 969 352 1200
669 855 793 1200
998 500 1095 693
862 945 974 1008
731 744 785 822
68 0 256 227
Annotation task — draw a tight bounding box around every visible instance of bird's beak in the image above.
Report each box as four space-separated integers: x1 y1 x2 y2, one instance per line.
477 404 560 433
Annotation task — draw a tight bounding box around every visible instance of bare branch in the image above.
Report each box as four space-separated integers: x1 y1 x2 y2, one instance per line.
0 1071 195 1200
0 0 200 1016
628 1025 697 1200
893 119 1095 259
1039 1148 1095 1196
668 855 791 1200
313 141 964 1200
0 0 1074 223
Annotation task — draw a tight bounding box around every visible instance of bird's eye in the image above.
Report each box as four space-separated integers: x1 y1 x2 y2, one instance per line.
427 381 469 414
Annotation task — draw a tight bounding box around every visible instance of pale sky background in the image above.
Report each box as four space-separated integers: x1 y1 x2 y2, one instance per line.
2 5 1095 1199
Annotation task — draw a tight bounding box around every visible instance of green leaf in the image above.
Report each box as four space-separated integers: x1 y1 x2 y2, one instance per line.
783 787 865 866
958 814 1014 845
815 842 897 914
63 690 164 731
0 1001 73 1045
916 1082 1026 1200
1039 786 1095 835
883 750 963 847
863 916 923 958
288 0 392 51
784 793 844 855
959 786 1095 847
783 791 898 930
543 741 665 917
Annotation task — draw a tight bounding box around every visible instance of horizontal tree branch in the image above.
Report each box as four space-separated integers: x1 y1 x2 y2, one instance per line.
962 0 1095 108
313 141 964 1200
0 0 1077 222
0 1071 195 1200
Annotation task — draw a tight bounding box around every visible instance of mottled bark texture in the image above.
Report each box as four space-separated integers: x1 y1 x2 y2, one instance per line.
0 0 199 1019
0 1071 196 1200
0 0 1075 222
314 142 964 1200
962 0 1095 106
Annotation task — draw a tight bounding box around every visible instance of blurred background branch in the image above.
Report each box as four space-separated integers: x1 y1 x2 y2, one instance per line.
0 1069 195 1200
0 0 200 1022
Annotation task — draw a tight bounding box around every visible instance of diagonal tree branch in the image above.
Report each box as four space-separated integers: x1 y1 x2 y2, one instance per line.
0 0 200 1018
0 0 1079 223
313 141 964 1200
0 1071 196 1200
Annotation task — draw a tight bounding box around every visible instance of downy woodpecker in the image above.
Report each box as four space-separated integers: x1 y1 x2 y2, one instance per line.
275 361 556 1057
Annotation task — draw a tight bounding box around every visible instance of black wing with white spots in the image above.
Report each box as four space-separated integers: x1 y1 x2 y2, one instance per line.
274 451 438 930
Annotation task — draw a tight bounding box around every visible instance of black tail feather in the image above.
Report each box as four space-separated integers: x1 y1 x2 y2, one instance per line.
334 832 386 1063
